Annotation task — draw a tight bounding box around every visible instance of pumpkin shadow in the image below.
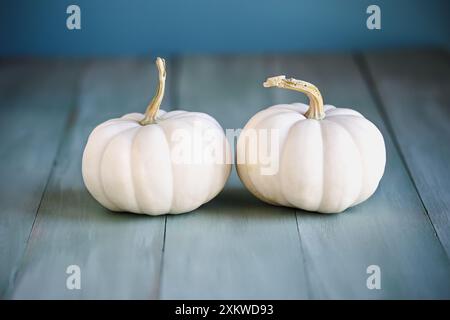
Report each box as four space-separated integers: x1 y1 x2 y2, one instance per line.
205 187 262 208
46 184 342 223
191 186 298 220
197 186 348 220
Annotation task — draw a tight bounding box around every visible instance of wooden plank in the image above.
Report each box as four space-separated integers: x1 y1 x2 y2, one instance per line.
160 56 309 299
364 50 450 257
270 53 450 298
9 59 170 299
0 60 84 297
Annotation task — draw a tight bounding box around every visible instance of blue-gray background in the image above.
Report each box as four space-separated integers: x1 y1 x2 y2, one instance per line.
1 0 449 56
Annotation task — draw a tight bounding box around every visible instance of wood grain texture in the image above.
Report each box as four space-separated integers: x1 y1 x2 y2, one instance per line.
9 59 170 299
160 56 309 299
2 52 449 299
0 60 84 297
364 50 450 257
270 54 450 298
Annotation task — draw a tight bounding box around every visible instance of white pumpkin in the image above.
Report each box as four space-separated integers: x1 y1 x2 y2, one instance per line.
82 58 231 215
236 76 385 213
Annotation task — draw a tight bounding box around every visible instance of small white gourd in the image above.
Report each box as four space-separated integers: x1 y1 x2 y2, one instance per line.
82 58 231 215
236 75 386 213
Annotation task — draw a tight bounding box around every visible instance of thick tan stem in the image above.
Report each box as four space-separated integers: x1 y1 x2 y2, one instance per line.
140 57 167 125
263 75 325 120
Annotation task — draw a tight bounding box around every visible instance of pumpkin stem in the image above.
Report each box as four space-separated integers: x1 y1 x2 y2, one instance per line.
263 75 325 120
140 57 167 125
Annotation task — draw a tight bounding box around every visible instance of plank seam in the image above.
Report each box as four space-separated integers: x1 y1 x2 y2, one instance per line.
294 212 313 299
155 215 168 299
269 55 313 298
354 53 450 260
156 55 179 299
8 60 91 296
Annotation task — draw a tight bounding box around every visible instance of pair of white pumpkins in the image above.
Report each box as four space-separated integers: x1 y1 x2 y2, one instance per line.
82 58 386 215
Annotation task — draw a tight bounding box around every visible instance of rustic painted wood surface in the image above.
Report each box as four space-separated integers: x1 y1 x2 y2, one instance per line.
7 60 170 299
364 50 450 258
270 54 450 298
161 56 308 299
0 51 449 299
0 60 84 296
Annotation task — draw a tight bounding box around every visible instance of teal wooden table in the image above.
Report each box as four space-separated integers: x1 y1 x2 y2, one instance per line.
1 50 450 299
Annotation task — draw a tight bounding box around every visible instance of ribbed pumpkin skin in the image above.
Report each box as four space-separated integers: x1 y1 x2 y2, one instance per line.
82 110 231 215
236 103 386 213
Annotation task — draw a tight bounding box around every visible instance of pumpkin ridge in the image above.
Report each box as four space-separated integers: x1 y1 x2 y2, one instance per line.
236 162 269 204
129 127 144 214
278 118 309 208
332 116 385 206
204 138 231 203
190 116 226 206
326 118 364 208
157 121 176 213
237 114 273 203
242 112 290 205
83 122 137 211
316 121 326 212
182 116 217 204
98 125 139 211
